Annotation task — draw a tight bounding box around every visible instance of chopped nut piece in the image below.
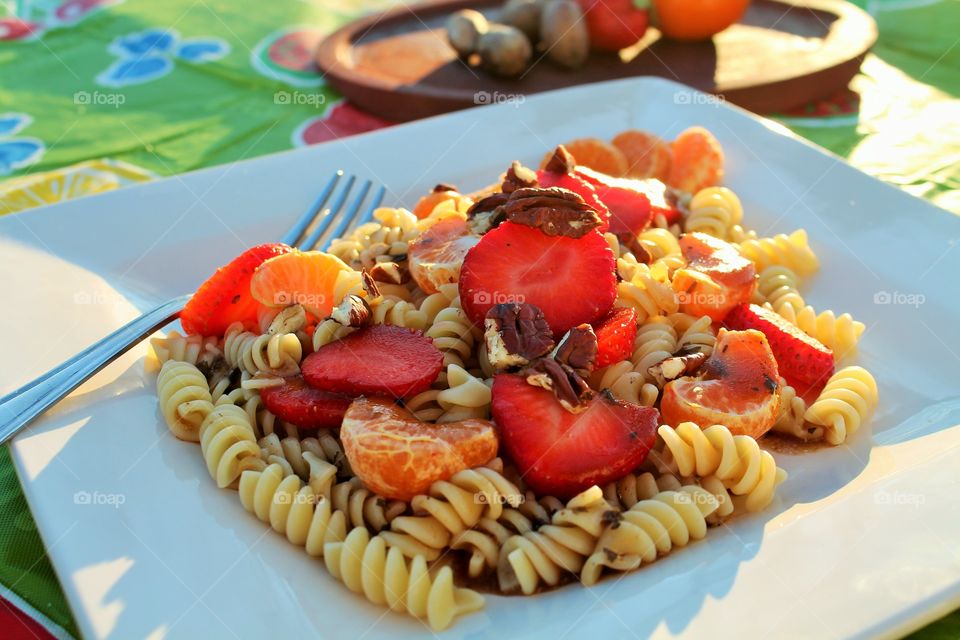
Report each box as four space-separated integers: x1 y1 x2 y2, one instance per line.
618 233 652 264
368 261 406 285
433 183 458 193
523 358 593 412
502 161 539 193
484 303 554 370
361 270 382 299
503 187 602 238
553 324 598 371
647 350 708 387
543 145 576 174
330 294 372 328
466 192 510 235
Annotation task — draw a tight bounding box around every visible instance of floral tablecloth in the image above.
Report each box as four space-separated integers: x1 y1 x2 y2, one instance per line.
0 0 958 637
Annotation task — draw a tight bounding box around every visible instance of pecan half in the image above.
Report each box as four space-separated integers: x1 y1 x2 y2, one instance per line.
484 303 554 370
361 270 382 299
617 233 652 264
553 324 598 371
647 350 708 387
543 145 575 174
503 187 602 238
330 294 372 328
523 358 594 413
502 161 538 193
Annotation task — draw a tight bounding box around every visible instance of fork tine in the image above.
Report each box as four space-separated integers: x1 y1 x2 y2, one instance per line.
316 179 372 251
282 170 342 246
298 175 356 250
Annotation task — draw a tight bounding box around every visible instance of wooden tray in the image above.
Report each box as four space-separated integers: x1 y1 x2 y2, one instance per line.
316 0 876 121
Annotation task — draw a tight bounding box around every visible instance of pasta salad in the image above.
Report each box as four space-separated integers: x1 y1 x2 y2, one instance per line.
148 126 878 631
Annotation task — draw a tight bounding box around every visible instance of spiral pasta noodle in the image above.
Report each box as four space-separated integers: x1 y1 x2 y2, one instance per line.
238 461 348 554
771 383 823 441
417 283 460 325
590 360 659 406
638 228 685 272
146 331 221 372
804 366 878 445
199 404 267 489
658 422 787 512
739 229 819 277
631 317 680 383
329 208 421 269
496 486 612 594
407 364 491 423
615 259 678 321
425 296 480 380
325 528 485 631
157 360 215 442
259 432 352 481
369 295 429 330
381 463 522 561
223 322 303 376
312 318 355 351
581 486 719 584
603 471 734 524
330 477 407 532
776 304 865 357
450 505 541 578
686 186 744 239
753 265 805 312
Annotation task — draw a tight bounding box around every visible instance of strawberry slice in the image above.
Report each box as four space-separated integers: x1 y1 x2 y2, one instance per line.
537 146 611 229
302 325 443 398
577 167 683 231
259 376 354 430
180 243 292 336
459 222 617 337
492 374 659 498
592 307 638 368
724 303 834 391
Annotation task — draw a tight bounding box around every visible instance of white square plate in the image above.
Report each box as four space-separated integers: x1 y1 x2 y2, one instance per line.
3 77 959 640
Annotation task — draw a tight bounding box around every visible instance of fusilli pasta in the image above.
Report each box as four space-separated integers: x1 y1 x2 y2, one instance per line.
157 360 214 442
739 229 819 277
223 322 303 376
146 331 221 372
753 265 805 312
199 404 267 488
686 186 743 239
804 366 878 445
776 304 865 357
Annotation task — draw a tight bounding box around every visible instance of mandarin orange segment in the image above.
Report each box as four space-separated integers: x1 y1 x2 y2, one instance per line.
408 216 480 294
340 397 498 501
413 188 466 220
540 138 628 177
611 129 672 180
249 250 356 318
667 126 725 193
674 231 756 321
661 328 781 439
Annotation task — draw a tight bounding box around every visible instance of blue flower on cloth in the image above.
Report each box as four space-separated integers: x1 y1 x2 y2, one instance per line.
97 29 229 87
0 113 44 175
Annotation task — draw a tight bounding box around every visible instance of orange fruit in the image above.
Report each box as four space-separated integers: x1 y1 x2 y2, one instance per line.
667 126 725 193
611 130 672 180
249 250 356 318
408 216 480 294
340 397 499 500
412 187 466 220
673 232 756 321
661 328 781 439
541 138 628 176
654 0 750 41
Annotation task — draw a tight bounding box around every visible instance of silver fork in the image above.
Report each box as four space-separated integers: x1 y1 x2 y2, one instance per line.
0 171 385 444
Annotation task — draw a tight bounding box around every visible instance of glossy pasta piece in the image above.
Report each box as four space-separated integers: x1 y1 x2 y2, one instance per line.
223 322 303 376
325 528 484 631
157 360 215 442
658 422 787 512
603 471 734 524
408 364 492 424
668 313 716 357
776 304 865 358
145 331 221 372
739 229 819 277
382 464 522 561
581 486 719 584
259 432 351 482
238 462 348 554
199 404 267 488
615 259 678 321
590 360 659 406
771 382 823 441
638 228 685 272
330 477 407 532
804 366 878 445
497 486 612 594
425 296 481 382
631 317 680 383
752 265 805 312
369 295 429 330
418 283 460 325
685 186 743 239
312 318 355 351
450 507 538 578
328 208 421 269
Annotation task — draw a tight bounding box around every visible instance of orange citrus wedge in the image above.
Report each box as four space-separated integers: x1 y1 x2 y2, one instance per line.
249 250 356 318
612 129 672 181
408 216 479 294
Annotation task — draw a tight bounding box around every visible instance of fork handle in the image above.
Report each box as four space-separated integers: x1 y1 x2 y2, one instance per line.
0 294 192 445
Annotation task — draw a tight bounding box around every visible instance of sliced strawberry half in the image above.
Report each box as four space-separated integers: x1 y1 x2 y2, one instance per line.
492 374 659 498
180 243 292 336
259 376 354 430
592 307 638 368
302 325 443 398
724 303 834 391
577 168 683 230
459 222 617 337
